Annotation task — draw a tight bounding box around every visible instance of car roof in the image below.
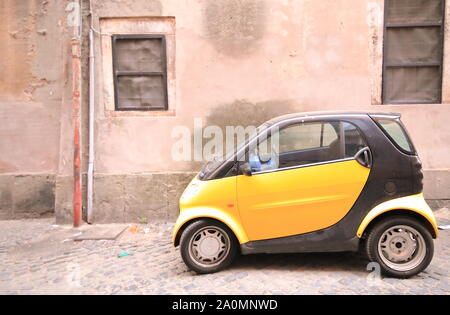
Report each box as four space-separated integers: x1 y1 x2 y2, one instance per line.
264 111 401 126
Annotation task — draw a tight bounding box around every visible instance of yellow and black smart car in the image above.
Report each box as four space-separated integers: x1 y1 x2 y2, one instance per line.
173 112 438 278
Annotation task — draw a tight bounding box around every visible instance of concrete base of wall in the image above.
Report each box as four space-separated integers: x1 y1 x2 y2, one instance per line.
54 175 74 224
1 169 449 223
0 174 55 220
90 172 196 223
423 169 450 211
426 199 450 210
54 172 195 224
423 169 450 198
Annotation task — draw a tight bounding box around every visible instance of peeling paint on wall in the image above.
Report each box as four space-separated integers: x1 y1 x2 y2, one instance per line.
0 0 70 176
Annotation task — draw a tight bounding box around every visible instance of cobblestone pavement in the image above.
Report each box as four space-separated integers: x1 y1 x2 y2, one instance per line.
0 212 449 295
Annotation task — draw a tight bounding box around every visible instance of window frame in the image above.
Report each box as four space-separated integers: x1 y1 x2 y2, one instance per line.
382 0 446 105
112 34 169 111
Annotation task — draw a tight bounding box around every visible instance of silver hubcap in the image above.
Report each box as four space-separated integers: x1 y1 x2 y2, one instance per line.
189 226 230 268
378 225 426 272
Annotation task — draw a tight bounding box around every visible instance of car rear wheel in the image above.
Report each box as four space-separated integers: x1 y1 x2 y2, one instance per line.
180 219 238 274
365 216 434 278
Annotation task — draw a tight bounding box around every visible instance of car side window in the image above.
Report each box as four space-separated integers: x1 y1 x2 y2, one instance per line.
343 122 367 158
248 121 367 173
373 118 414 153
278 123 338 153
249 121 343 172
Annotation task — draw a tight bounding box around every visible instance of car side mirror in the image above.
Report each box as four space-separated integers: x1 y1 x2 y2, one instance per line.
239 162 252 176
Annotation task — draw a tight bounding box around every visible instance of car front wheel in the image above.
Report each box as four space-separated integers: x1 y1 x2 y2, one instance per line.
180 219 238 274
365 215 434 278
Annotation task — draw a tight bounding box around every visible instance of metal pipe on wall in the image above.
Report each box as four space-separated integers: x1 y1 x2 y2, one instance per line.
87 28 95 224
71 0 84 227
71 38 82 228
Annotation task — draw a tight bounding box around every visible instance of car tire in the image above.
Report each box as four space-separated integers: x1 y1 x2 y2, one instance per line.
180 219 238 274
365 215 434 278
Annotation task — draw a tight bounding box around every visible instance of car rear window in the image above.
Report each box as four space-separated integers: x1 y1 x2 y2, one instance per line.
373 118 415 154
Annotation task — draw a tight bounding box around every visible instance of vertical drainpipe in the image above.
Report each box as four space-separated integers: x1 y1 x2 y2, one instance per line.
87 28 95 224
71 38 82 228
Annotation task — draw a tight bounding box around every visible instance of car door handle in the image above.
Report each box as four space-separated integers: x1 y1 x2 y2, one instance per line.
355 147 372 168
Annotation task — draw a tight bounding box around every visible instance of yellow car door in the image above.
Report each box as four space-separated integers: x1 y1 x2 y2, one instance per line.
236 121 371 241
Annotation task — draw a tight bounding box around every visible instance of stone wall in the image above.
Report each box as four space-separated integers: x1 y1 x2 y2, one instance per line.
1 0 449 224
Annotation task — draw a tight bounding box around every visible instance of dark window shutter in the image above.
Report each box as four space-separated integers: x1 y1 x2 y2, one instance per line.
382 0 445 104
112 35 168 111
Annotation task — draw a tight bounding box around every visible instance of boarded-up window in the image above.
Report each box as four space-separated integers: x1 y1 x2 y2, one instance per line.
112 35 168 110
382 0 445 104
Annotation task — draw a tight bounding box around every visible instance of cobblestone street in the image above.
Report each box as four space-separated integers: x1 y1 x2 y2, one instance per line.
0 213 449 295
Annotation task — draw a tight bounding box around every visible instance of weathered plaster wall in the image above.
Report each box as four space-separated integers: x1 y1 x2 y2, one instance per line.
0 0 73 219
92 0 450 170
88 0 450 223
1 0 449 223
